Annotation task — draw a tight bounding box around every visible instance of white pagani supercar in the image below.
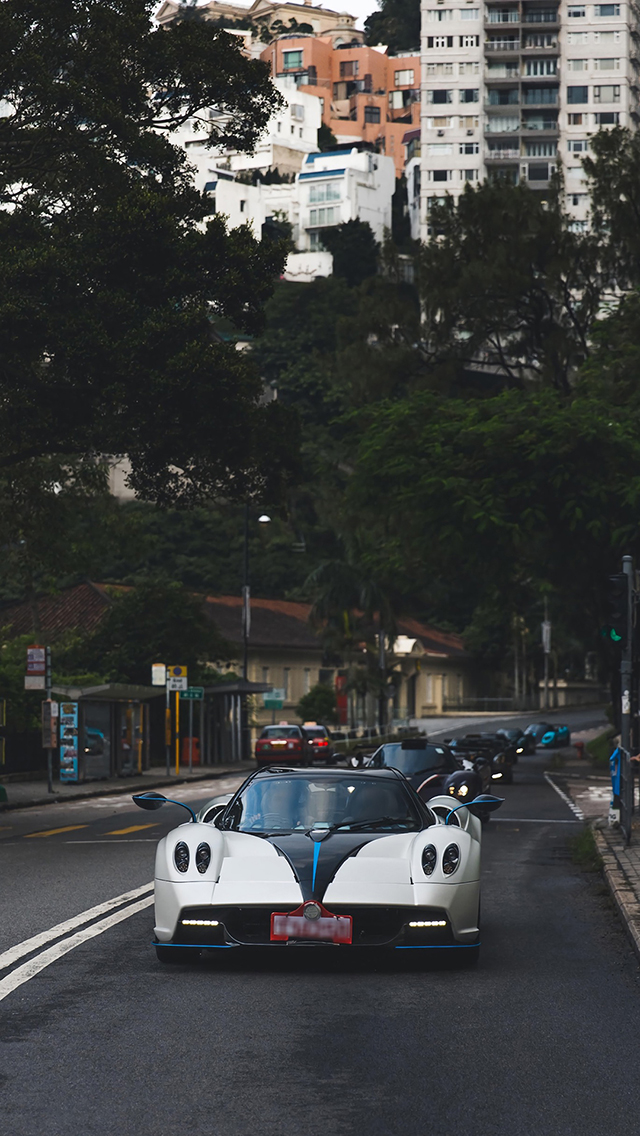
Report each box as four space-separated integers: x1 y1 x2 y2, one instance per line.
132 767 502 965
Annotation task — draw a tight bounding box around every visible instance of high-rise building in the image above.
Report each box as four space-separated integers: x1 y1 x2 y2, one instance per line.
420 0 639 238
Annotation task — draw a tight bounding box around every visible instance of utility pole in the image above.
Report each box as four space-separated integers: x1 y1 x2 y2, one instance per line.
542 598 551 712
621 555 633 754
378 629 386 735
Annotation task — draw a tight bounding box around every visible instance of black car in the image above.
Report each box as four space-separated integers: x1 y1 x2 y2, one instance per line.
496 727 536 756
447 733 516 786
367 738 461 797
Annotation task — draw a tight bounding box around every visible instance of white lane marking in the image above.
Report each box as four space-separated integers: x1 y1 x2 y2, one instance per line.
0 882 153 973
544 773 585 820
492 817 580 824
0 895 153 1004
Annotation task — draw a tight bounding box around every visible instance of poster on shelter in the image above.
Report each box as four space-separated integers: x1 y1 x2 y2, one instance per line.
59 702 79 783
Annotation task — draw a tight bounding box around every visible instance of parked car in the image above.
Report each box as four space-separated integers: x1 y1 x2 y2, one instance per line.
539 724 571 749
496 727 536 756
254 724 311 766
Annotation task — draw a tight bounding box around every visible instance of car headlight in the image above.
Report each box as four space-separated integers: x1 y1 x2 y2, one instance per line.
422 844 437 876
174 841 190 873
442 843 460 876
516 747 524 754
457 783 469 798
195 842 211 874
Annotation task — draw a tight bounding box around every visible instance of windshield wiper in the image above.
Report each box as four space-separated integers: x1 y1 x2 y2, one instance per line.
334 815 410 832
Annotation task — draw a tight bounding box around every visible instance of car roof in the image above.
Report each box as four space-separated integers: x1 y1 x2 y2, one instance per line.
251 765 405 782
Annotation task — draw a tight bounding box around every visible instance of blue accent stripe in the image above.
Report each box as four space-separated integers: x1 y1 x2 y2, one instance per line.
312 841 321 890
299 169 345 180
395 942 480 950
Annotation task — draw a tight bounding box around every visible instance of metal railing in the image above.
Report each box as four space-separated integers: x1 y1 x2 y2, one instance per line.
486 39 521 49
486 148 520 158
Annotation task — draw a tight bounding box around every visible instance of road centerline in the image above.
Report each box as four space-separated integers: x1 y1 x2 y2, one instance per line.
24 825 89 839
104 823 158 835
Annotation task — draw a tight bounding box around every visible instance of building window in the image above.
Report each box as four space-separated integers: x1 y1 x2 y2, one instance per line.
240 200 246 213
426 116 453 128
526 139 557 155
291 104 305 120
594 58 620 68
568 112 584 123
594 110 620 122
459 141 480 153
567 31 589 42
594 3 620 13
339 59 359 77
459 34 479 46
528 162 550 180
432 169 450 181
283 50 303 70
426 8 454 18
303 668 311 694
427 89 454 104
426 61 454 74
567 5 586 14
461 115 479 128
262 666 270 684
459 61 480 74
568 139 588 151
283 668 290 699
364 105 381 123
567 58 587 69
309 181 341 203
463 169 478 180
309 206 339 225
594 84 620 101
428 142 453 154
570 193 587 206
567 85 589 103
526 58 557 75
394 69 415 85
427 35 454 47
594 29 621 40
460 7 479 16
460 88 479 102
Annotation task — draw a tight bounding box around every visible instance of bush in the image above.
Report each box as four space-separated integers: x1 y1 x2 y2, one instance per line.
296 683 338 725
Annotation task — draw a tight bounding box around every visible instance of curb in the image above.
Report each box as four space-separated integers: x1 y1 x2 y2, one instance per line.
0 766 254 813
594 828 640 964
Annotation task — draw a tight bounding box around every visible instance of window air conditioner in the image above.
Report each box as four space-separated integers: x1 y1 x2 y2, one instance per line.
467 128 474 134
437 129 445 135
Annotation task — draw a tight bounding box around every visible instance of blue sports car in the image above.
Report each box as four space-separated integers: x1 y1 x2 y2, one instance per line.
539 724 571 749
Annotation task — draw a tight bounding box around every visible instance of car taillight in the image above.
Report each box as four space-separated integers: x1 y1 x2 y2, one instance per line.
313 738 328 747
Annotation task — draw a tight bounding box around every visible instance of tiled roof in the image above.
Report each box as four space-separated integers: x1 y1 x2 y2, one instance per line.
0 583 467 658
0 582 112 638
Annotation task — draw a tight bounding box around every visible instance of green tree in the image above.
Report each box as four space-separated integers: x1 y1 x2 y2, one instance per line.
0 0 292 504
320 220 380 288
365 0 420 52
65 581 233 685
419 182 607 393
583 126 640 285
318 122 339 152
296 683 338 724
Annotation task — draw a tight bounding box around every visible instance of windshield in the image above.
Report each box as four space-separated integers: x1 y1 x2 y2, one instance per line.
372 744 450 775
499 730 520 741
227 775 423 834
260 727 299 740
305 728 327 739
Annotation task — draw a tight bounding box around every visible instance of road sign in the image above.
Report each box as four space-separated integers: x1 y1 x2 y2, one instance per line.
167 664 188 692
27 645 46 674
263 688 285 709
180 687 204 700
151 663 167 686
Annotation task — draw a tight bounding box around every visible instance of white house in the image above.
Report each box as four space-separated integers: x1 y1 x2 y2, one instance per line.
296 148 396 250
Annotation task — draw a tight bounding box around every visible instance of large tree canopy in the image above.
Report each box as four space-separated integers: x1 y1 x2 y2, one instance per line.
0 0 293 503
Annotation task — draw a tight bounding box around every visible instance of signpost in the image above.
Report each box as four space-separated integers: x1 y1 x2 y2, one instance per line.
25 645 46 691
151 663 167 687
167 667 187 775
180 688 203 772
263 687 285 723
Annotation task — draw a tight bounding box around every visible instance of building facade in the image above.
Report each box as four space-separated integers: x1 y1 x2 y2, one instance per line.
420 0 640 237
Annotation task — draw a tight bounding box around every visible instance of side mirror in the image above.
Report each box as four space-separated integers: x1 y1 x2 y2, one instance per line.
467 794 504 818
133 792 166 811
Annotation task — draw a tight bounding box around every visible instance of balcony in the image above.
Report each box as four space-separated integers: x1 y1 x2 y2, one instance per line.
522 89 558 106
486 90 521 108
521 118 559 131
486 67 521 81
485 148 520 159
485 38 521 52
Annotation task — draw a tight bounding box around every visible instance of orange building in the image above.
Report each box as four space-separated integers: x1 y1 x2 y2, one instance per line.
260 36 420 177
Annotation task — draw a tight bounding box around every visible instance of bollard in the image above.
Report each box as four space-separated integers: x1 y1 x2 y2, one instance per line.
575 741 585 760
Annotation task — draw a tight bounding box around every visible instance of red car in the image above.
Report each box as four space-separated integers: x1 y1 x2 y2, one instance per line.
255 725 310 766
303 723 336 765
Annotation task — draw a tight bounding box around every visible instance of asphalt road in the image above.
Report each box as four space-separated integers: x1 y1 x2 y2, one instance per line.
2 752 640 1136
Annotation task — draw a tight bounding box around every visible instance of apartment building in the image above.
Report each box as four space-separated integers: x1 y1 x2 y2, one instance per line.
420 0 640 237
261 36 421 174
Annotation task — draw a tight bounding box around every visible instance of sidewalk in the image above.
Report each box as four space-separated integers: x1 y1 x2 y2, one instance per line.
0 762 255 811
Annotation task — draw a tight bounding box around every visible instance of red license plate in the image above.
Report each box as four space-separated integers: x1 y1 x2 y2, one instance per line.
270 904 352 944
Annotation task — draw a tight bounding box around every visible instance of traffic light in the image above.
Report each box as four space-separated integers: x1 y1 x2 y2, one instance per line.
606 573 629 648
